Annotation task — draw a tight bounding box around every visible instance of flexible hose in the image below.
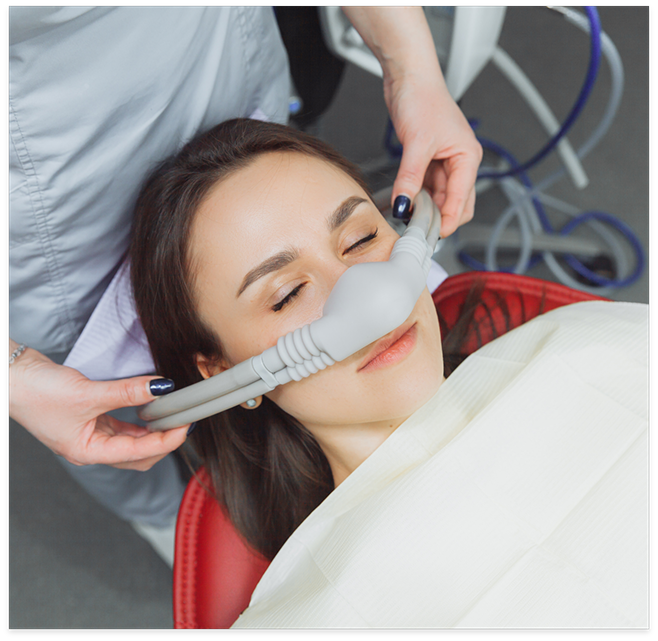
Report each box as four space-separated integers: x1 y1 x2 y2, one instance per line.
466 7 642 291
478 6 602 180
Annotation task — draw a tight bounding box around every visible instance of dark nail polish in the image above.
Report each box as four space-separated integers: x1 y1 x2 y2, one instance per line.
149 378 175 396
393 195 411 220
187 422 198 436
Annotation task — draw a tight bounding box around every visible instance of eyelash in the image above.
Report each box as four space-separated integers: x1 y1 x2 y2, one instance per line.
271 228 379 312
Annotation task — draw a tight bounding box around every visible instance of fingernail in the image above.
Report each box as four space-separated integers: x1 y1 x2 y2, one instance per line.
149 378 175 396
393 195 411 220
187 422 198 436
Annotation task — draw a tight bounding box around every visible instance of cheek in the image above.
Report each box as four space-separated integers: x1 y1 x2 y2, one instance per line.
267 364 357 425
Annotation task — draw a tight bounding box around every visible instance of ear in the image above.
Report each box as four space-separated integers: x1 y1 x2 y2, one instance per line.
195 353 229 380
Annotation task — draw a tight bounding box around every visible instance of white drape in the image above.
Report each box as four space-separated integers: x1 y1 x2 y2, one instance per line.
233 301 648 628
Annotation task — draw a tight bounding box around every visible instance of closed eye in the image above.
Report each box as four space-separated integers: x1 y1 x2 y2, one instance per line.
344 228 378 255
271 229 379 312
272 283 305 312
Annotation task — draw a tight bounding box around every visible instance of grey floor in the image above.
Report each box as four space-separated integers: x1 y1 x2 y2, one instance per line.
8 6 649 629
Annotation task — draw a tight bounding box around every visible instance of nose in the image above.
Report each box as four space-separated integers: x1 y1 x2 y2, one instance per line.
310 246 427 363
320 235 397 301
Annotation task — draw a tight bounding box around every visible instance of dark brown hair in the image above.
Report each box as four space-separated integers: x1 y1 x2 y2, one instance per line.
130 119 372 560
130 118 527 561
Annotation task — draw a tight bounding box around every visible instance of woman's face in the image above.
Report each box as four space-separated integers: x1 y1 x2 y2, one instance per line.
189 151 444 432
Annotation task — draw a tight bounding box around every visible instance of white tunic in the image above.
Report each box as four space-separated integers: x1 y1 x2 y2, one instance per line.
233 301 648 628
9 6 290 353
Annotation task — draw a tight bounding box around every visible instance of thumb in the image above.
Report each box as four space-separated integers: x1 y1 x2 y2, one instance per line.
92 375 175 413
391 137 434 217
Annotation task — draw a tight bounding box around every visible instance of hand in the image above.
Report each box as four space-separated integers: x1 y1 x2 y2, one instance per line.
385 72 483 238
9 344 189 470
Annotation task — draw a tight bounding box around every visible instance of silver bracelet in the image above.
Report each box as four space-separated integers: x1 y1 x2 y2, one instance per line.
9 343 27 365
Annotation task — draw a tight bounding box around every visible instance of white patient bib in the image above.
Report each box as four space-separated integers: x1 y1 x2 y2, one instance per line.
233 301 648 628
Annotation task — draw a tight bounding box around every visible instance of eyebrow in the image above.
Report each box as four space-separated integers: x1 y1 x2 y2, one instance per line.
237 195 369 298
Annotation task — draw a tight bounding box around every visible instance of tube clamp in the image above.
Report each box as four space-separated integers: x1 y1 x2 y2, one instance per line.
251 355 279 391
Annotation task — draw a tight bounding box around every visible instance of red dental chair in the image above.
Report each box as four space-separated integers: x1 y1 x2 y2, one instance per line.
172 271 607 629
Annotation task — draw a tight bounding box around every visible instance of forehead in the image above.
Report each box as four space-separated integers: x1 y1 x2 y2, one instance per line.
189 151 368 284
201 151 360 217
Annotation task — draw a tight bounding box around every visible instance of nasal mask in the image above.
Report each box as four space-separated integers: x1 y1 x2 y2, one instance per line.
139 190 442 430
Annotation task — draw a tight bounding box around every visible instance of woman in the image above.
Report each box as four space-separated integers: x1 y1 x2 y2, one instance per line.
130 119 647 628
131 119 444 558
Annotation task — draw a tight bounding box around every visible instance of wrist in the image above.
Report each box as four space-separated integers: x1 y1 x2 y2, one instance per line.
342 6 444 84
8 345 50 418
9 342 27 365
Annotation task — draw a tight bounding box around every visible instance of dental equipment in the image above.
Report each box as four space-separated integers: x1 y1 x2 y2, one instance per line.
320 6 643 294
138 189 441 430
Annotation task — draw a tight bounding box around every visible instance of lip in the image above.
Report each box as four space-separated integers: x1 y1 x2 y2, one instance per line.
357 321 416 372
